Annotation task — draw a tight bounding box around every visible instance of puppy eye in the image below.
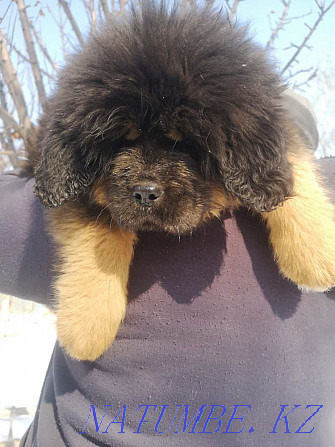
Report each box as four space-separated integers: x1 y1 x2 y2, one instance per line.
164 129 184 142
123 123 141 141
170 139 192 153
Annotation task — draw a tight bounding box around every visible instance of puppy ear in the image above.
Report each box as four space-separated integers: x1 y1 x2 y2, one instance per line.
34 130 95 208
219 114 294 213
221 150 293 213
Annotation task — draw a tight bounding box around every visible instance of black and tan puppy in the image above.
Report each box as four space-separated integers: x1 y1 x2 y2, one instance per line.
24 2 335 360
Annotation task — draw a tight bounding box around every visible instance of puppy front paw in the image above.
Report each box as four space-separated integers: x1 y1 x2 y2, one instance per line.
53 254 130 361
57 302 125 361
288 243 335 292
54 266 129 361
262 157 335 293
267 216 335 292
285 250 335 292
48 207 136 361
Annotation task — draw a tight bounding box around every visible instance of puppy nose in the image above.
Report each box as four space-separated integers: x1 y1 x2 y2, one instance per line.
132 184 162 207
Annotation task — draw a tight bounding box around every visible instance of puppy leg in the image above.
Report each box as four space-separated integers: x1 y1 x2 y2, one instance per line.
49 204 137 361
262 150 335 291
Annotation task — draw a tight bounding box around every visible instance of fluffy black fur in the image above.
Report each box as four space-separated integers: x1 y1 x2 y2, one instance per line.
26 1 294 227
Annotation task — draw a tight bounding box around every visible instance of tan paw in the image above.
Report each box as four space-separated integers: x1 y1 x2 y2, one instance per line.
262 188 335 292
57 306 125 361
284 247 335 293
270 223 335 293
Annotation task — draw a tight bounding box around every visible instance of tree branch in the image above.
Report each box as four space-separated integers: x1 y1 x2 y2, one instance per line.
15 0 47 107
59 0 85 47
89 0 97 32
0 106 25 138
293 68 318 89
0 29 31 132
29 18 58 73
265 0 290 50
0 81 20 167
99 0 110 17
3 33 56 79
281 0 335 75
116 0 128 16
229 0 240 20
289 66 314 79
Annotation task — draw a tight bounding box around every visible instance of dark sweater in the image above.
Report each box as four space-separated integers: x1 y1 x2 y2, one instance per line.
0 157 335 447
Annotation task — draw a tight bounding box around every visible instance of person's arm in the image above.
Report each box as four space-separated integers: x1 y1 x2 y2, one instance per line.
0 171 54 304
1 155 334 306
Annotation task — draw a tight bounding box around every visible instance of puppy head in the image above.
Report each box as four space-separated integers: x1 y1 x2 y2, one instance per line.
92 143 215 233
32 2 294 233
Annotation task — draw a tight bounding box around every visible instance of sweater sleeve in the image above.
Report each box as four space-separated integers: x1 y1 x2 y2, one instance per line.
0 172 54 305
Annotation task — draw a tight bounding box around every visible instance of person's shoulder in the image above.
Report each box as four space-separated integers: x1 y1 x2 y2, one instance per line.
281 89 319 151
317 156 335 168
317 156 335 191
0 169 22 183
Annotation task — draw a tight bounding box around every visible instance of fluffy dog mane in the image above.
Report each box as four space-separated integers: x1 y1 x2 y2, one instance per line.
27 1 293 212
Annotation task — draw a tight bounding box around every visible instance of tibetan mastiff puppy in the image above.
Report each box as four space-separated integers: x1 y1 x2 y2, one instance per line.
24 1 335 360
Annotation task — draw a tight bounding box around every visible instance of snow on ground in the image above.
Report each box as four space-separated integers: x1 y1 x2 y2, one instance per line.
0 295 56 442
